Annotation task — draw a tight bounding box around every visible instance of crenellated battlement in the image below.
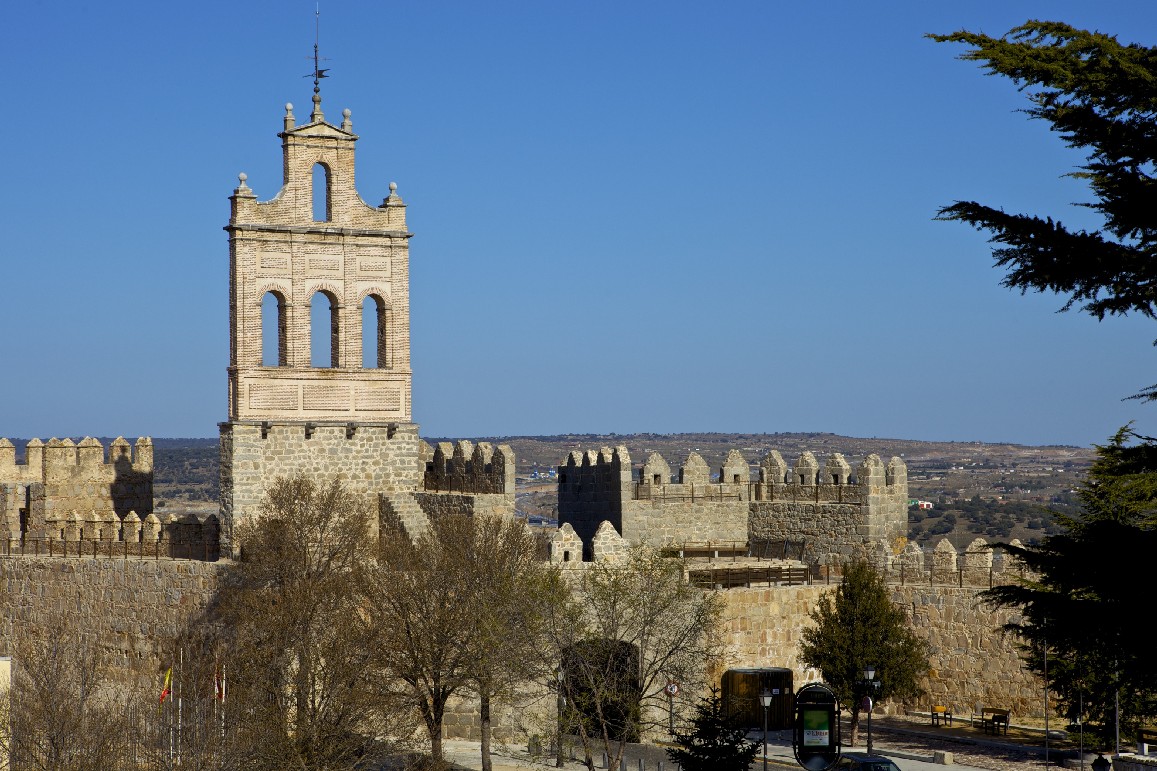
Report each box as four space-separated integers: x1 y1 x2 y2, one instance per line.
420 439 516 495
1 434 159 559
557 445 909 561
0 506 220 561
1 436 154 480
558 447 907 504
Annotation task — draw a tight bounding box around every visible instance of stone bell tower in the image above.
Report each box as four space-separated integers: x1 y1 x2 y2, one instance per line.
219 91 419 551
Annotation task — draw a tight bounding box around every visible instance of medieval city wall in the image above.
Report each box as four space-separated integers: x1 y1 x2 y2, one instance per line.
717 543 1043 718
0 436 153 521
623 499 748 546
412 493 513 522
0 556 224 688
0 437 216 556
558 446 908 561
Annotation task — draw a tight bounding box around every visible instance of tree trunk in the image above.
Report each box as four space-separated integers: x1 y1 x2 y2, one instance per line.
421 695 446 764
480 693 492 771
850 708 861 748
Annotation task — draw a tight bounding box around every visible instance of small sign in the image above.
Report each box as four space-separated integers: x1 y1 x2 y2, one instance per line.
772 688 781 695
803 708 831 747
664 681 680 697
861 696 873 713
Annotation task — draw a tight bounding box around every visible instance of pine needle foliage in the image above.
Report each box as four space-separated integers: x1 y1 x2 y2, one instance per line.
798 561 929 743
930 22 1157 399
982 426 1157 743
666 694 759 771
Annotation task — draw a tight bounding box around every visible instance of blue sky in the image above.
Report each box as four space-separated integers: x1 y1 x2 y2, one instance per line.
2 1 1156 447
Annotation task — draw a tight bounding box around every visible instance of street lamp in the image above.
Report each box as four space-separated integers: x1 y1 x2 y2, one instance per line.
863 666 880 755
760 689 773 771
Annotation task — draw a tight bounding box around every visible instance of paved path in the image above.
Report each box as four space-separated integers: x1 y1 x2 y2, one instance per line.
437 726 1056 771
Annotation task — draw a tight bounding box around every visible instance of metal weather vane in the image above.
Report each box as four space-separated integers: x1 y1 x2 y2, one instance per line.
306 3 329 94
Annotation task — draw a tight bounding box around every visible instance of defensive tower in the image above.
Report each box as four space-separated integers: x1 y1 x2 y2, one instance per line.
219 91 420 552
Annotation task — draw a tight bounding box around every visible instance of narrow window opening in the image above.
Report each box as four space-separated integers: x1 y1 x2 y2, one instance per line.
262 291 287 366
652 474 661 485
732 474 740 484
310 291 339 368
832 474 840 485
563 551 571 562
362 295 387 368
799 474 806 485
312 163 330 222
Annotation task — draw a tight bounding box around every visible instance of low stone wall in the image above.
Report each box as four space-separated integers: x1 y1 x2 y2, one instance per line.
0 556 224 686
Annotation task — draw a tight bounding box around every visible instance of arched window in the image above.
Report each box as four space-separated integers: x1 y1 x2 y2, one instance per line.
362 295 388 368
312 163 330 222
261 291 287 366
310 291 339 368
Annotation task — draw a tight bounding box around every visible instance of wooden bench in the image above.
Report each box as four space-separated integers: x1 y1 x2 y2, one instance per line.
976 708 1009 735
932 705 953 727
1138 728 1157 755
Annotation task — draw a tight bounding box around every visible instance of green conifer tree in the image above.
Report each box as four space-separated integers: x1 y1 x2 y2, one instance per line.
983 427 1157 743
666 694 759 771
930 22 1157 399
799 561 929 746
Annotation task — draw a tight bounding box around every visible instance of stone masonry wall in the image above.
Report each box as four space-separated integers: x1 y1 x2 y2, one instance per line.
219 420 420 553
749 502 874 566
558 446 907 562
412 492 514 522
0 436 153 531
718 581 1042 718
894 584 1041 716
621 499 748 547
0 556 224 689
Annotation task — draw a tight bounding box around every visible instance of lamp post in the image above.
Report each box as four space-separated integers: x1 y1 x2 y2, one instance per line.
863 666 880 755
1091 754 1110 771
760 689 773 771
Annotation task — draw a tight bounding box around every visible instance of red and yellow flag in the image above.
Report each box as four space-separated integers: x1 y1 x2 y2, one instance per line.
159 667 172 706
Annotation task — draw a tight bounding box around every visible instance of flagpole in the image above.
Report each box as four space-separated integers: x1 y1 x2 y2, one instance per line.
221 660 226 743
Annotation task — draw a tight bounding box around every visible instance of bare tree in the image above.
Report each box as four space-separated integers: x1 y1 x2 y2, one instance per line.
459 516 566 771
547 547 723 771
216 475 417 771
0 620 134 771
370 514 486 767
